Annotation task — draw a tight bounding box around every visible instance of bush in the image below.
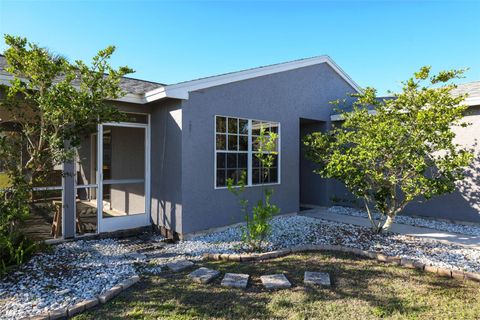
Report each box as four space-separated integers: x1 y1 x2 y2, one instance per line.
227 128 280 252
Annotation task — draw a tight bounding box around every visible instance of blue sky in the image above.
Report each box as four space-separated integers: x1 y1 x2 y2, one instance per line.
0 0 479 95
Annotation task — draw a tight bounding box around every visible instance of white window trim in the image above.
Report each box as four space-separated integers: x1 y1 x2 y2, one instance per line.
214 115 281 190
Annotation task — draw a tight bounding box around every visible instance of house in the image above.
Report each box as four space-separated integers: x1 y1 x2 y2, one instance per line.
1 55 479 241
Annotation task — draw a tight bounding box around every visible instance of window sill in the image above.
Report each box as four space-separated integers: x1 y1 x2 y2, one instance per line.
214 182 281 190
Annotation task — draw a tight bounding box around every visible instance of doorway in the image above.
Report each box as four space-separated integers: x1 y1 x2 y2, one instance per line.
75 118 151 236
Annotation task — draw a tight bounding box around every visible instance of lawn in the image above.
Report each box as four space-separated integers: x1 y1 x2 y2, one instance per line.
73 252 480 320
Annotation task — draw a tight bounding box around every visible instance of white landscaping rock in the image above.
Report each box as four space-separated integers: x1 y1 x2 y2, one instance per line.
0 237 159 320
328 206 480 237
157 215 480 275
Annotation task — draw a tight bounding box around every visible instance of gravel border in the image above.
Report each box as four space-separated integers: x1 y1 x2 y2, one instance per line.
163 215 480 273
328 206 480 236
202 245 480 283
26 275 140 320
0 236 163 320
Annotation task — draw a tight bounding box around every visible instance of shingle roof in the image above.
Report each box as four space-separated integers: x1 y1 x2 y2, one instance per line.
371 82 480 106
0 55 164 95
452 81 480 100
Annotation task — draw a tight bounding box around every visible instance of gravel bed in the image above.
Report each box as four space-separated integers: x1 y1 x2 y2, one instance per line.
0 238 141 320
328 206 480 236
163 215 480 273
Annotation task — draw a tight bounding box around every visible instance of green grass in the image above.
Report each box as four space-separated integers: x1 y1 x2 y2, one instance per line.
73 252 480 320
0 172 10 189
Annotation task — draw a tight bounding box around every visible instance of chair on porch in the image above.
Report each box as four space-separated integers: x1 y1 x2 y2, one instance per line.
51 200 97 238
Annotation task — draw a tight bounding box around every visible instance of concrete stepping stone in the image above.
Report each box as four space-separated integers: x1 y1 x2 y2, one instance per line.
221 273 249 288
166 259 194 272
188 267 221 284
260 274 291 289
304 271 331 287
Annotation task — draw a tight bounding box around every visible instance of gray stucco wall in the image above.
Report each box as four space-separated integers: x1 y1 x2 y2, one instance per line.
402 105 480 223
180 63 357 234
150 99 183 233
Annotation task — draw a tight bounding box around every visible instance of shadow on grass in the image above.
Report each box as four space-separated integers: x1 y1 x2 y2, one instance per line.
74 251 480 320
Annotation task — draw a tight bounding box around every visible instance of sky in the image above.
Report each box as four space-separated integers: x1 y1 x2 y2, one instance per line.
0 0 479 96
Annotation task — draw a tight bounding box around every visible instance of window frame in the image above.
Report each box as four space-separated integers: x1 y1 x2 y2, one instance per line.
214 115 281 189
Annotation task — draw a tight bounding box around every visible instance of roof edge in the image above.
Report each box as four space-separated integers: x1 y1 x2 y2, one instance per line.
1 56 364 105
145 55 363 101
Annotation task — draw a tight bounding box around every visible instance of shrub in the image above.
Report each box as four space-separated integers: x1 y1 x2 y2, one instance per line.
228 127 280 251
0 172 36 274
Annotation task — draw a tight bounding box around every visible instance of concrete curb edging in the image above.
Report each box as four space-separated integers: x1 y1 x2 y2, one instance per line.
202 244 480 283
27 275 140 320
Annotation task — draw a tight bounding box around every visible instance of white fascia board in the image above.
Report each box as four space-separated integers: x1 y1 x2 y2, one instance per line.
144 55 363 102
115 93 146 104
464 96 480 107
144 86 168 102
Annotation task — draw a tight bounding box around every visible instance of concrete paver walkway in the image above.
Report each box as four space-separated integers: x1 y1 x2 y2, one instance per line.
301 207 480 249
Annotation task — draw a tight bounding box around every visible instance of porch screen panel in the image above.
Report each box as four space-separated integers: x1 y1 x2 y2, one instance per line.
102 126 146 217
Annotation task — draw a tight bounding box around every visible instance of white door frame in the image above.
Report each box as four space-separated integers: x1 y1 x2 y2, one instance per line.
97 118 151 233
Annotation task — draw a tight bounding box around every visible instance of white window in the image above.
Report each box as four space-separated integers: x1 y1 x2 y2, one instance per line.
215 115 280 188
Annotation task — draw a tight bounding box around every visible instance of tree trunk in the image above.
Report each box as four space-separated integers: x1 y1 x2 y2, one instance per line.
381 215 395 232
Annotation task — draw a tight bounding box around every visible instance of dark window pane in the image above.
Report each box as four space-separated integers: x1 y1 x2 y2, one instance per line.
125 113 148 124
271 154 278 167
216 134 226 150
260 168 269 184
228 118 238 134
270 122 279 133
273 138 279 152
252 120 262 135
239 135 248 151
228 135 238 151
227 169 237 184
269 168 278 183
252 154 260 168
252 169 260 184
237 169 248 184
236 170 245 184
252 136 260 151
238 153 247 168
216 169 226 187
216 153 226 169
216 116 226 133
227 153 237 169
239 119 248 134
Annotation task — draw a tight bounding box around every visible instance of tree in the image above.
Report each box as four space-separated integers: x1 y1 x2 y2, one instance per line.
227 126 280 251
303 67 473 233
0 35 133 185
0 35 133 271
